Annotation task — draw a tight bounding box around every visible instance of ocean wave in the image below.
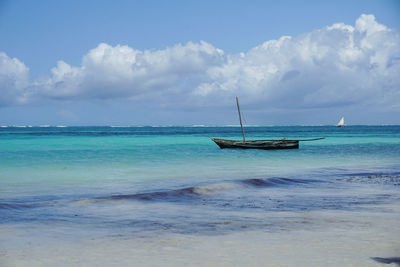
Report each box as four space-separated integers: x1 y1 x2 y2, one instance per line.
88 177 316 204
0 202 41 210
94 183 238 202
240 177 314 187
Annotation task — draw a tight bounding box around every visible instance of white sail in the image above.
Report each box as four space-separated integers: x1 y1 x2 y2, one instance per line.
336 117 344 127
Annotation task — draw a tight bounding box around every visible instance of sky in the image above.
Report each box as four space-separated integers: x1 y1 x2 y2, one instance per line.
1 0 400 126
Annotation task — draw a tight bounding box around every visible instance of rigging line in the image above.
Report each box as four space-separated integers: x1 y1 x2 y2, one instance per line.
243 113 248 127
238 101 247 126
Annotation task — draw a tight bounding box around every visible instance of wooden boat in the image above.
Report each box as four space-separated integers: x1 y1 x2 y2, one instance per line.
211 97 324 150
212 137 324 150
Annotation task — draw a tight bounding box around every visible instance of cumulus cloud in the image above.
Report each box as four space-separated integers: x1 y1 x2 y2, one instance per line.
35 41 225 102
195 14 400 110
1 14 400 113
0 52 30 105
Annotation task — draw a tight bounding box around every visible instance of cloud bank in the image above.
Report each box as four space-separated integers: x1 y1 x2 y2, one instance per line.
1 14 399 113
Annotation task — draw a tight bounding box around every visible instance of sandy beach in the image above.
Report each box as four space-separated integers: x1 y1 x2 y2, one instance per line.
1 202 399 267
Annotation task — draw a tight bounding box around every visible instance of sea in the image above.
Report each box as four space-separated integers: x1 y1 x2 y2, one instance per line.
1 126 399 266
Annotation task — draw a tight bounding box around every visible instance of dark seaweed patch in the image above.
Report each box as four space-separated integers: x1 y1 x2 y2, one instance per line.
338 172 400 186
371 257 400 264
346 171 400 177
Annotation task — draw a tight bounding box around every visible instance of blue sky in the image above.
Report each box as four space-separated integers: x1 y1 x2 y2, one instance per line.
1 0 400 125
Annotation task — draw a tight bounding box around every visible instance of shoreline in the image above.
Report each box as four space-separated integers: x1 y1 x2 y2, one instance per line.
1 203 399 266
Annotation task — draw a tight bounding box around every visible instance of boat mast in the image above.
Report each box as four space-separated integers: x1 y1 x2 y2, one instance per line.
236 96 246 141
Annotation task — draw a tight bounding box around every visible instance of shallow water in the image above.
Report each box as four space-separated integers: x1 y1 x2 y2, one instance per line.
0 126 399 266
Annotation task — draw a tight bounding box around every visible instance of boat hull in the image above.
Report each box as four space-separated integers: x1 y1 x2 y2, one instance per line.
212 138 299 150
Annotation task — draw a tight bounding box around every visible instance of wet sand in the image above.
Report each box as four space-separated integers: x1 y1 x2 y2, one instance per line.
1 203 399 267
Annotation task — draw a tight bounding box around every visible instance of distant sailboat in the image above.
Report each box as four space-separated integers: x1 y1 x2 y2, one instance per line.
337 117 345 127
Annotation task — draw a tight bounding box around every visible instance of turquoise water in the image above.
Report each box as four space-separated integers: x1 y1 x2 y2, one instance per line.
0 126 399 236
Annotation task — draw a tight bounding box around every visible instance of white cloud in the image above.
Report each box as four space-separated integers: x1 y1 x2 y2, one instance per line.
34 41 225 102
0 52 29 105
196 14 400 110
1 14 399 114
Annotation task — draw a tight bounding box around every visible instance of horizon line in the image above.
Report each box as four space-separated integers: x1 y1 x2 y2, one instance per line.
1 124 400 128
